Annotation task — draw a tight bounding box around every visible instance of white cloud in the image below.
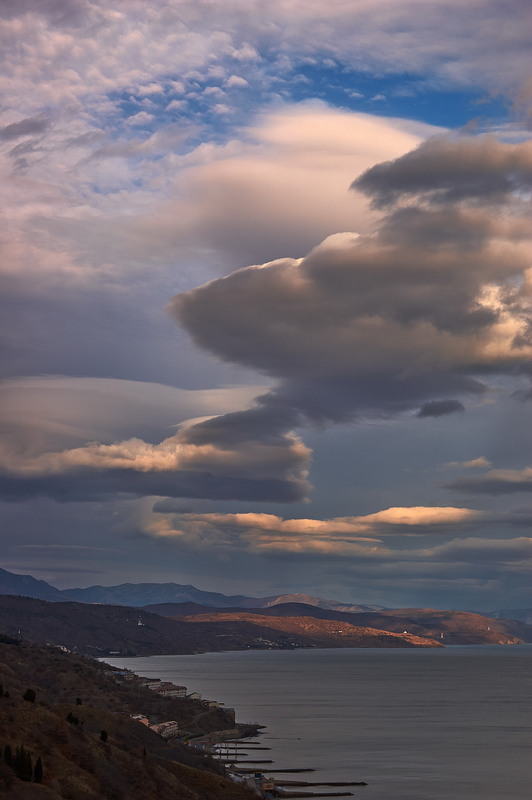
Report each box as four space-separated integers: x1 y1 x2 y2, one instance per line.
225 75 249 88
125 111 155 126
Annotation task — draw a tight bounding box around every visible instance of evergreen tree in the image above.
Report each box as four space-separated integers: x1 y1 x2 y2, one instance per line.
3 744 12 767
33 756 43 784
14 746 33 781
23 688 36 703
100 729 108 742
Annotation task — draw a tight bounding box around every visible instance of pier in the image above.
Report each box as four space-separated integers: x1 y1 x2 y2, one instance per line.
215 736 367 799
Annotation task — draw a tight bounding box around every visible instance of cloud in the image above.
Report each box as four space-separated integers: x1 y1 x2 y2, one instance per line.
0 116 49 140
144 505 483 557
128 105 436 269
125 111 155 126
0 377 313 503
0 376 266 448
447 467 532 494
416 399 465 417
1 0 530 125
443 456 492 470
171 134 532 430
352 135 532 207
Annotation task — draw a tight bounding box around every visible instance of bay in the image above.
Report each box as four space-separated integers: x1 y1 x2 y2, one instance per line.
105 645 532 799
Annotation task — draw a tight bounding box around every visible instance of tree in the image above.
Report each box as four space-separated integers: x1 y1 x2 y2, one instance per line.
100 729 108 742
23 688 36 703
33 756 43 784
3 744 12 767
13 746 32 781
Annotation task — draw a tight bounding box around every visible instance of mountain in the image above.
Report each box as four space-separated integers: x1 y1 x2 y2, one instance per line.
61 582 275 608
261 593 384 612
485 608 532 624
0 567 64 602
0 565 382 610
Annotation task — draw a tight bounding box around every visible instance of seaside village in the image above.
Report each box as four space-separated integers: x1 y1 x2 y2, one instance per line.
107 666 362 799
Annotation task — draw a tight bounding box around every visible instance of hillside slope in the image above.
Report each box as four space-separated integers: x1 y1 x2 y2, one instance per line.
156 602 531 645
177 611 442 648
0 596 442 654
0 638 256 800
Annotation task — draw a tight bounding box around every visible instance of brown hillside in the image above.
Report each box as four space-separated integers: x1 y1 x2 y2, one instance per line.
0 639 256 800
179 612 442 648
158 602 531 645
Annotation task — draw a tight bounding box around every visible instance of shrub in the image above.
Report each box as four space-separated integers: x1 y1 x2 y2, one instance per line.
23 688 36 703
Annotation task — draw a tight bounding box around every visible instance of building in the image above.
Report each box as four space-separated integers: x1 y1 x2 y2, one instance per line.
149 681 187 698
149 720 180 739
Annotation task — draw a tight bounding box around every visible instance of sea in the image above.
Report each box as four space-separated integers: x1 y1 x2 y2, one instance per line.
104 645 532 800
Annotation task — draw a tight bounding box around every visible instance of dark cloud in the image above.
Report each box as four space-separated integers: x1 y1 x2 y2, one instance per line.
512 387 532 401
0 468 307 504
446 468 532 495
0 116 49 141
416 399 465 418
352 135 532 207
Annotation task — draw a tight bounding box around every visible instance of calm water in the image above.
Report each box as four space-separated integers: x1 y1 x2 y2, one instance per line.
105 646 532 799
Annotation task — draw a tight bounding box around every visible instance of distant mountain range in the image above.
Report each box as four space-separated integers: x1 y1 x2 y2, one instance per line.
0 566 383 612
1 566 530 630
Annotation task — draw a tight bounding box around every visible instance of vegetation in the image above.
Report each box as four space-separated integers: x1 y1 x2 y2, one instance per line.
0 638 257 799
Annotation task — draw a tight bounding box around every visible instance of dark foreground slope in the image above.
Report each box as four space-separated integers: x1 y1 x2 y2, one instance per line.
0 636 256 800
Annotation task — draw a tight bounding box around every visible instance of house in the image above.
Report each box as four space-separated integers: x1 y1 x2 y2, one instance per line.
149 720 180 739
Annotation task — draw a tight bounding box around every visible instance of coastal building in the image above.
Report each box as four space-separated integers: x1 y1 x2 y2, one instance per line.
149 720 180 739
149 681 187 697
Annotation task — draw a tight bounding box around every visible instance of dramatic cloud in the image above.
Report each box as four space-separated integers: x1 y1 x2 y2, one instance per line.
144 505 483 558
172 135 532 432
353 136 532 207
0 402 310 503
2 0 532 606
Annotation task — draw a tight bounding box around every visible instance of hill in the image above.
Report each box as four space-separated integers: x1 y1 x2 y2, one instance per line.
0 638 257 800
155 602 532 645
0 596 440 655
175 610 442 649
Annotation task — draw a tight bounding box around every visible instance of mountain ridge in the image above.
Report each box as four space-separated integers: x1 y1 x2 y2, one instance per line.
0 567 381 612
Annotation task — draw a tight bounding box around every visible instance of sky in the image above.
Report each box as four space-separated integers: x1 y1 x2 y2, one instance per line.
1 0 532 611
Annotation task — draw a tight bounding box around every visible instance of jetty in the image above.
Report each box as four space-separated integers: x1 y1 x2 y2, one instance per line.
216 736 367 798
275 780 367 787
